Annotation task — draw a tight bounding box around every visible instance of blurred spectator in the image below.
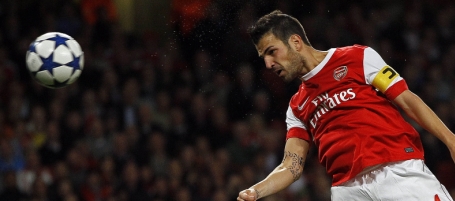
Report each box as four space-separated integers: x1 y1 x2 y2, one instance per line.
80 170 112 201
168 106 190 145
151 91 172 132
47 161 72 200
29 177 50 201
212 188 229 201
99 155 118 190
84 117 112 160
56 3 83 37
188 92 209 136
207 71 232 107
192 50 214 89
117 160 150 201
171 0 212 36
56 179 77 201
26 106 47 149
0 138 25 172
137 102 159 137
16 149 52 195
226 121 258 166
81 0 117 47
65 144 89 190
174 186 192 201
206 105 231 148
0 171 28 201
139 165 154 197
251 90 273 121
221 2 258 68
60 110 84 151
147 131 169 176
120 78 140 129
227 63 260 121
39 120 64 166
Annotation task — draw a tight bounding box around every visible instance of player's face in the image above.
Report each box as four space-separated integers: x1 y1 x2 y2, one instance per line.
256 34 306 82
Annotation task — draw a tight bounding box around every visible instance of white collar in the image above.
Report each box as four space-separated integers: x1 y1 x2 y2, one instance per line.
301 48 336 81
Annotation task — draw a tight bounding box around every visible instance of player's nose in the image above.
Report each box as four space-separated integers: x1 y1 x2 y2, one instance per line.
264 57 274 69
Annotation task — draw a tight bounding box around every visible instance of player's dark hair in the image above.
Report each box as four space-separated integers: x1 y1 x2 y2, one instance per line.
248 10 311 47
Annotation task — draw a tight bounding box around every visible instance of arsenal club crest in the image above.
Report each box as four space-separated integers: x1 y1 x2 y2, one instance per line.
333 66 348 81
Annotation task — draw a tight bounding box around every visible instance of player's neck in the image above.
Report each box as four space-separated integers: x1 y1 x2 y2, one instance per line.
308 47 328 68
300 47 329 78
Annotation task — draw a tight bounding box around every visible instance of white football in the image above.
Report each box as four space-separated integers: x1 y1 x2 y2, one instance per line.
26 32 84 88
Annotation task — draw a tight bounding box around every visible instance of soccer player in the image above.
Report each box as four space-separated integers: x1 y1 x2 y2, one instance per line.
237 10 455 201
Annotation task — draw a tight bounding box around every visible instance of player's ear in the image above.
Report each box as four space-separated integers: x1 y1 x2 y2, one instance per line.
288 34 302 51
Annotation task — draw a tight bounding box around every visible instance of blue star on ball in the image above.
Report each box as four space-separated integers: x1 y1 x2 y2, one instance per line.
49 34 70 49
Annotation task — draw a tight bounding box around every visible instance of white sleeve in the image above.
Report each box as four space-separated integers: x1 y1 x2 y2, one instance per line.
363 47 403 93
286 105 307 131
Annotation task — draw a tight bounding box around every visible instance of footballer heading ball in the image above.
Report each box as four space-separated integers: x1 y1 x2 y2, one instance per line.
26 32 84 88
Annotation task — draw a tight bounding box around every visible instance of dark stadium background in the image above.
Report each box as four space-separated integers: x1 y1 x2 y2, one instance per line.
0 0 454 200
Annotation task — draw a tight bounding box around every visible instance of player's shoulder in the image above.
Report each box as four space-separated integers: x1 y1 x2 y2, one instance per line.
336 44 369 52
331 44 370 61
289 83 306 103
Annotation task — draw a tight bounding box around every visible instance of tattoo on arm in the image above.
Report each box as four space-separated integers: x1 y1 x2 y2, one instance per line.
282 151 304 181
254 188 260 199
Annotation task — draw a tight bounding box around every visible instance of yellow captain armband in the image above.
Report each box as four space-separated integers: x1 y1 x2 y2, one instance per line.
371 65 399 93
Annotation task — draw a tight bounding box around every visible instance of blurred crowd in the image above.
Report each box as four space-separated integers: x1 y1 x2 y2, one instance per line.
0 0 455 200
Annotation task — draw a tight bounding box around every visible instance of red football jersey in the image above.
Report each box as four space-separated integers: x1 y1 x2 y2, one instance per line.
286 45 425 186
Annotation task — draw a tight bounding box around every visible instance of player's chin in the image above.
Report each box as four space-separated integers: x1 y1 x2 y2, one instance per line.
281 74 296 83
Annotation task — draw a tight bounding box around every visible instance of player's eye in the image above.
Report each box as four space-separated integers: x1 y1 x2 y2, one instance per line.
268 49 276 55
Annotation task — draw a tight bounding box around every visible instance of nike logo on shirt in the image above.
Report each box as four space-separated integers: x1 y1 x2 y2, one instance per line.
298 97 310 110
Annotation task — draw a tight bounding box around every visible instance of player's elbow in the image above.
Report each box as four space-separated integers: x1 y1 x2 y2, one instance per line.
292 168 303 181
284 164 303 182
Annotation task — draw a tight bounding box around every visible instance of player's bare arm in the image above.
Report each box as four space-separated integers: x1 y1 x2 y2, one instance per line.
237 138 309 201
394 90 455 162
282 149 305 181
